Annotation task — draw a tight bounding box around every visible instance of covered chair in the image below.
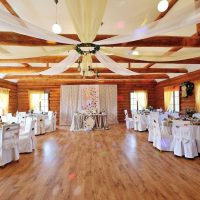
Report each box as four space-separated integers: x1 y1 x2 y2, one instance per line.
193 113 200 119
34 114 45 135
172 120 198 158
124 110 134 129
45 111 57 132
0 124 20 167
152 114 173 151
133 113 147 132
148 112 159 142
19 117 36 153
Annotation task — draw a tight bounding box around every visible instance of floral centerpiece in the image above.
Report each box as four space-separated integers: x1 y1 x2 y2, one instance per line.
185 108 196 118
147 106 154 111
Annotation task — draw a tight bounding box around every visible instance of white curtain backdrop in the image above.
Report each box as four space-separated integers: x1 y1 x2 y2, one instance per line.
99 85 118 124
60 85 79 126
60 85 118 125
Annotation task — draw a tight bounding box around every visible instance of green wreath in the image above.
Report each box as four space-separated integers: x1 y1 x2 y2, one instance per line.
75 43 100 55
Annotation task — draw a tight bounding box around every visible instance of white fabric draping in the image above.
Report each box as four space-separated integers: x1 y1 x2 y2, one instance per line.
94 3 200 45
60 85 118 125
102 47 200 62
99 85 118 124
60 85 79 126
65 0 107 43
0 9 79 45
0 46 74 59
96 51 137 76
78 85 100 112
40 50 80 75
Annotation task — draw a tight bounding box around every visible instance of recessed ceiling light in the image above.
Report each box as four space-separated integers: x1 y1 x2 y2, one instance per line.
157 0 169 12
132 50 139 56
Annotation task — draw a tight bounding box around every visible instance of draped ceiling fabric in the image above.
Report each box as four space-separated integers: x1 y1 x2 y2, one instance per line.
102 47 200 62
96 51 137 75
1 1 200 75
65 0 108 43
60 85 118 125
40 50 80 75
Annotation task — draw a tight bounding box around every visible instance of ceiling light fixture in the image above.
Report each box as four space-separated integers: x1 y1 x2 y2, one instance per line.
157 0 169 12
132 50 139 56
52 0 62 34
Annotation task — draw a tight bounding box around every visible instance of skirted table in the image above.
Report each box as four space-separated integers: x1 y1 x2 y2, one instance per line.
70 113 108 131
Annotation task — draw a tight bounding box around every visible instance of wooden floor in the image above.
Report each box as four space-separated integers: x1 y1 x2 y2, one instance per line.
1 124 200 200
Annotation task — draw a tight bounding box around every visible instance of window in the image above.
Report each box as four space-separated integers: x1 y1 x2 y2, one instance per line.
29 91 49 112
168 90 180 112
0 87 9 115
130 91 148 111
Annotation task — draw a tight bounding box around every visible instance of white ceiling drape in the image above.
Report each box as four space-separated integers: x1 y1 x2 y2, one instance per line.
65 0 108 43
40 50 80 75
95 51 137 76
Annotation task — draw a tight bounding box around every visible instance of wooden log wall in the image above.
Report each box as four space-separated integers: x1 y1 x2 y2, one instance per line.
0 79 17 114
17 80 157 124
155 70 200 112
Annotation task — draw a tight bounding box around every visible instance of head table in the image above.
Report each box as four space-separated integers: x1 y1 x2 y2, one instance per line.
70 113 108 131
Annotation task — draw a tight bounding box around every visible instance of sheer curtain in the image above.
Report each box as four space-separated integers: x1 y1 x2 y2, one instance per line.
195 81 200 112
0 87 9 115
60 85 79 125
164 86 173 111
99 85 118 124
135 90 148 110
28 90 44 111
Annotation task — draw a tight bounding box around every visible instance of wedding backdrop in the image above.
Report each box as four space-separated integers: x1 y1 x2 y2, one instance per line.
60 85 118 126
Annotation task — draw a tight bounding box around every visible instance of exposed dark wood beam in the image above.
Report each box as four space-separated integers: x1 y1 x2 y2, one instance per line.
0 67 188 74
0 0 19 17
0 55 200 64
1 32 200 47
4 74 169 80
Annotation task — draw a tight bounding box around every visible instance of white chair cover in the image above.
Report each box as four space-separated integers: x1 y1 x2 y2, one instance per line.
193 113 200 119
19 117 36 153
172 120 198 158
0 124 20 166
148 112 159 142
34 115 46 135
152 113 173 151
134 113 147 132
45 111 57 133
124 110 134 130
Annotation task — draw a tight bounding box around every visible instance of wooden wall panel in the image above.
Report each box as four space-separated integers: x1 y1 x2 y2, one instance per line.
0 79 17 114
155 70 200 112
17 80 157 124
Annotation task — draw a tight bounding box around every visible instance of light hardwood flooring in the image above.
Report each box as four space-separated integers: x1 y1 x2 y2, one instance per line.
0 124 200 200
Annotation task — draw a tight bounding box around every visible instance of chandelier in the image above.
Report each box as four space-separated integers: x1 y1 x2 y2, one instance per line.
75 43 100 78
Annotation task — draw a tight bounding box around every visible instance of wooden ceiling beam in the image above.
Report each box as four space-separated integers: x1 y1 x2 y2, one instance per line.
0 0 19 17
1 32 200 47
4 74 169 80
0 67 188 74
0 55 200 64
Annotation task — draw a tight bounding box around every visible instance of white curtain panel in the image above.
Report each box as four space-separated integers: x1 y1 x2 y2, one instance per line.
95 51 137 76
94 2 200 45
65 0 108 43
60 85 79 126
99 85 118 124
40 50 80 75
0 9 79 45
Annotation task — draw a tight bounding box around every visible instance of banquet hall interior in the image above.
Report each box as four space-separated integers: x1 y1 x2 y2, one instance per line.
0 0 200 199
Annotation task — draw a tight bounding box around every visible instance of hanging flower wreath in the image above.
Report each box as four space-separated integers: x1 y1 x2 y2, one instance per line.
75 43 100 55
